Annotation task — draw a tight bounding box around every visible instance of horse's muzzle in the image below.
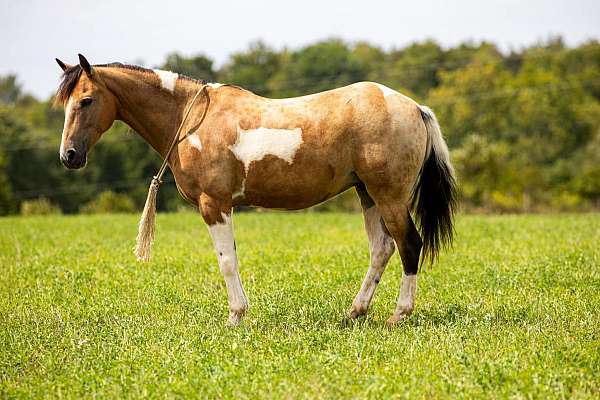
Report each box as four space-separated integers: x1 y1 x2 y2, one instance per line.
60 148 87 169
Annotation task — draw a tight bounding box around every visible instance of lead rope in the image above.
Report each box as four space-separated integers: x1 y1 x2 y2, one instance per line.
134 85 209 261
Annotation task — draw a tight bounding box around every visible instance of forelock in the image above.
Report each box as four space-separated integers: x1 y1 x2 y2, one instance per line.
56 65 83 105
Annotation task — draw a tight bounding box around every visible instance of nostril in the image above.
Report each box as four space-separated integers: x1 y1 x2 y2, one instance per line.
66 149 76 162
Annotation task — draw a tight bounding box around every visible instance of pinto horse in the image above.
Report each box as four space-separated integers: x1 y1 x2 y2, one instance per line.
55 54 456 326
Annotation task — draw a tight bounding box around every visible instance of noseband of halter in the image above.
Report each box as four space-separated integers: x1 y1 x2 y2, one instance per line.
135 84 210 261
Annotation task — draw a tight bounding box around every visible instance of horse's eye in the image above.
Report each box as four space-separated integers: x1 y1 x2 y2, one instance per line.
80 98 93 107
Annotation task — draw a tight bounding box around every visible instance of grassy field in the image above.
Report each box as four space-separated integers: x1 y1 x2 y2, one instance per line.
1 212 599 398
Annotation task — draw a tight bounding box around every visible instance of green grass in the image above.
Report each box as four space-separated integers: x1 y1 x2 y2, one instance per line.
1 212 599 399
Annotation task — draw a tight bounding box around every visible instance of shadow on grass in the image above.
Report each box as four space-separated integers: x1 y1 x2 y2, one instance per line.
406 303 533 328
332 303 535 331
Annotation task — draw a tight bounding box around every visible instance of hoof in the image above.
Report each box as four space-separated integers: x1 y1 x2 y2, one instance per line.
347 305 368 319
346 307 367 319
385 312 411 327
226 310 246 327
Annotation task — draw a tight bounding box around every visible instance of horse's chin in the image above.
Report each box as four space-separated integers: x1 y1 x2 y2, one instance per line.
66 162 87 170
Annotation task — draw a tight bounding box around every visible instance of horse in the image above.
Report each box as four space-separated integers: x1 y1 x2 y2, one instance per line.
55 54 457 327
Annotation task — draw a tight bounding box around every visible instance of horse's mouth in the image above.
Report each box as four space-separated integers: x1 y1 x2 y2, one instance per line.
60 151 87 169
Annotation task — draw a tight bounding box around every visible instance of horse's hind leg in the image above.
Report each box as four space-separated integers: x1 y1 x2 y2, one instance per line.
347 184 396 318
374 196 423 326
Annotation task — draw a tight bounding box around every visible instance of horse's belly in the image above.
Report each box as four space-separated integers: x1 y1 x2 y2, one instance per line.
238 155 354 210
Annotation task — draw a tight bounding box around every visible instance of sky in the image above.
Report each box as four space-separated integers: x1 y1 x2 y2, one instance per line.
2 0 599 99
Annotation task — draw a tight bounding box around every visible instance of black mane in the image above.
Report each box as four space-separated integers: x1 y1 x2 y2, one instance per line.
55 62 207 104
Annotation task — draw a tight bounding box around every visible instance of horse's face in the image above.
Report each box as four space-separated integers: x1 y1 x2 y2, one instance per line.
57 55 117 169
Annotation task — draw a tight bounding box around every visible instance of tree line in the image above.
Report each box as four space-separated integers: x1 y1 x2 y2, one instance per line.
1 37 599 215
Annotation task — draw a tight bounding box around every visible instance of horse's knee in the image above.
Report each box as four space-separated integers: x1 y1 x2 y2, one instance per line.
218 255 238 277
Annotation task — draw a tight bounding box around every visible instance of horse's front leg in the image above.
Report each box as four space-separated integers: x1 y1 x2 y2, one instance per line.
199 193 248 326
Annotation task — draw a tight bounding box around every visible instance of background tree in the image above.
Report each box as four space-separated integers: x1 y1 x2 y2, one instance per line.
0 75 22 105
161 53 216 82
268 39 370 97
218 41 282 96
386 40 445 99
1 38 599 214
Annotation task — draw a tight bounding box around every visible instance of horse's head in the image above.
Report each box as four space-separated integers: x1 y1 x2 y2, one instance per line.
55 54 117 169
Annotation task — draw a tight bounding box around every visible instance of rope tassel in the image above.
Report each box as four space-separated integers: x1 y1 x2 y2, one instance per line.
134 177 160 261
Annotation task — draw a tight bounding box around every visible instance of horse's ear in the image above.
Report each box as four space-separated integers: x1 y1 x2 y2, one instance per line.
78 53 93 76
55 58 70 71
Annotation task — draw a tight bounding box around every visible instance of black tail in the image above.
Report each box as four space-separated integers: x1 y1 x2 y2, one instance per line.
411 105 457 264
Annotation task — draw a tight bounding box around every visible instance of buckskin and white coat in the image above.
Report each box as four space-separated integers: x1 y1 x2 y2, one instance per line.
56 55 456 326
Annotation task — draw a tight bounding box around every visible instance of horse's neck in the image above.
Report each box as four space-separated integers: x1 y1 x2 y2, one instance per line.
101 68 195 157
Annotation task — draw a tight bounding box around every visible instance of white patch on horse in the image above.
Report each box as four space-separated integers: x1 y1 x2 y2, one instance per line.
188 132 202 151
60 97 75 156
229 126 303 174
397 274 417 313
373 83 398 98
208 83 223 89
207 213 248 323
153 69 178 93
350 206 395 315
208 213 235 259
